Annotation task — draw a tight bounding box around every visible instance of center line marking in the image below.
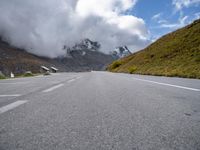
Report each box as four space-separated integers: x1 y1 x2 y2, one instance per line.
42 84 64 93
132 77 200 92
68 79 76 83
0 100 27 114
0 82 29 85
67 76 81 83
76 76 81 80
0 94 21 97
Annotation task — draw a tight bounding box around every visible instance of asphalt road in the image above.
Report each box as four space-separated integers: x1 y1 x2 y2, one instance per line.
0 72 200 150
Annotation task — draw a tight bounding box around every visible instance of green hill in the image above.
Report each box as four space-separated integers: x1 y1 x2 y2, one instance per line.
107 19 200 79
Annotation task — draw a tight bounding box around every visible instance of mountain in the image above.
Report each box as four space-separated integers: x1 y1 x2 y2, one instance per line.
70 38 101 51
64 39 101 58
111 46 132 58
0 38 115 76
0 38 51 76
53 39 116 71
107 19 200 79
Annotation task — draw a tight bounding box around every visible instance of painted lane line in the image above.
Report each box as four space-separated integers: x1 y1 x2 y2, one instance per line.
76 76 82 80
0 100 27 114
0 94 21 97
0 82 29 85
68 76 81 83
42 84 64 93
132 77 200 92
68 79 76 83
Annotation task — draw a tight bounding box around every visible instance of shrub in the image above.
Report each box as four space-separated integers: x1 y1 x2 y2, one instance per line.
0 72 6 79
128 66 137 74
111 61 122 69
0 74 6 79
24 71 34 77
44 71 51 76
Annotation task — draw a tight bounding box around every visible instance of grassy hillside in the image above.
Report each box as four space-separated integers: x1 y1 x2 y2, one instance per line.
107 19 200 79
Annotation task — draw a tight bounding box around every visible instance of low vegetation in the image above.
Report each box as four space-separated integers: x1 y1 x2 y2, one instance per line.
128 66 137 74
0 74 6 79
44 71 51 76
110 61 122 70
107 19 200 79
23 71 34 77
0 71 6 79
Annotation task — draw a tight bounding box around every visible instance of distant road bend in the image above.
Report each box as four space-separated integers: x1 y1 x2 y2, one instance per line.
0 72 200 150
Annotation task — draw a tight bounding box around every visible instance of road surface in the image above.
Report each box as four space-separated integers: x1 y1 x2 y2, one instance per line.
0 72 200 150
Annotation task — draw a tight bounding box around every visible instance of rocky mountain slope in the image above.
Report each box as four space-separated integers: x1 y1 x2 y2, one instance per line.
0 38 115 76
111 46 132 58
108 19 200 79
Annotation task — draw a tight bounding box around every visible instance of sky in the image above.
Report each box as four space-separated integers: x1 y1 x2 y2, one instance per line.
0 0 199 58
133 0 200 41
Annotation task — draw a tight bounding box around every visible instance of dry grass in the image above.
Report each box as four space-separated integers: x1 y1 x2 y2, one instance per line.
107 19 200 79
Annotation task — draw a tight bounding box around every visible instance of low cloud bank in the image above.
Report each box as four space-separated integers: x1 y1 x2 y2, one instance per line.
0 0 150 58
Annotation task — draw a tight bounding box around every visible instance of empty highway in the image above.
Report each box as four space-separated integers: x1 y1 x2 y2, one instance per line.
0 72 200 150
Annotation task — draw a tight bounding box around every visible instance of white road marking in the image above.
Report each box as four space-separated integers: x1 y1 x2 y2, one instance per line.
132 77 200 92
35 75 43 78
67 76 81 83
0 82 29 85
76 76 82 80
68 79 76 83
0 100 27 114
0 94 21 97
42 84 64 93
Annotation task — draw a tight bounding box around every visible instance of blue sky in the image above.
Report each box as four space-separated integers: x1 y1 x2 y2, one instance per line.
130 0 200 40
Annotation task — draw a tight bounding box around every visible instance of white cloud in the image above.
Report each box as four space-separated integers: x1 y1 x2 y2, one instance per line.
157 20 168 24
159 15 189 29
152 13 162 20
76 0 136 17
0 0 149 58
172 0 200 11
194 12 200 19
152 13 168 24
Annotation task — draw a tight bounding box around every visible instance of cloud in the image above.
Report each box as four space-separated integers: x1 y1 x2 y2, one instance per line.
159 15 189 29
0 0 149 58
172 0 200 11
151 13 168 24
152 13 162 21
194 12 200 19
76 0 137 17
